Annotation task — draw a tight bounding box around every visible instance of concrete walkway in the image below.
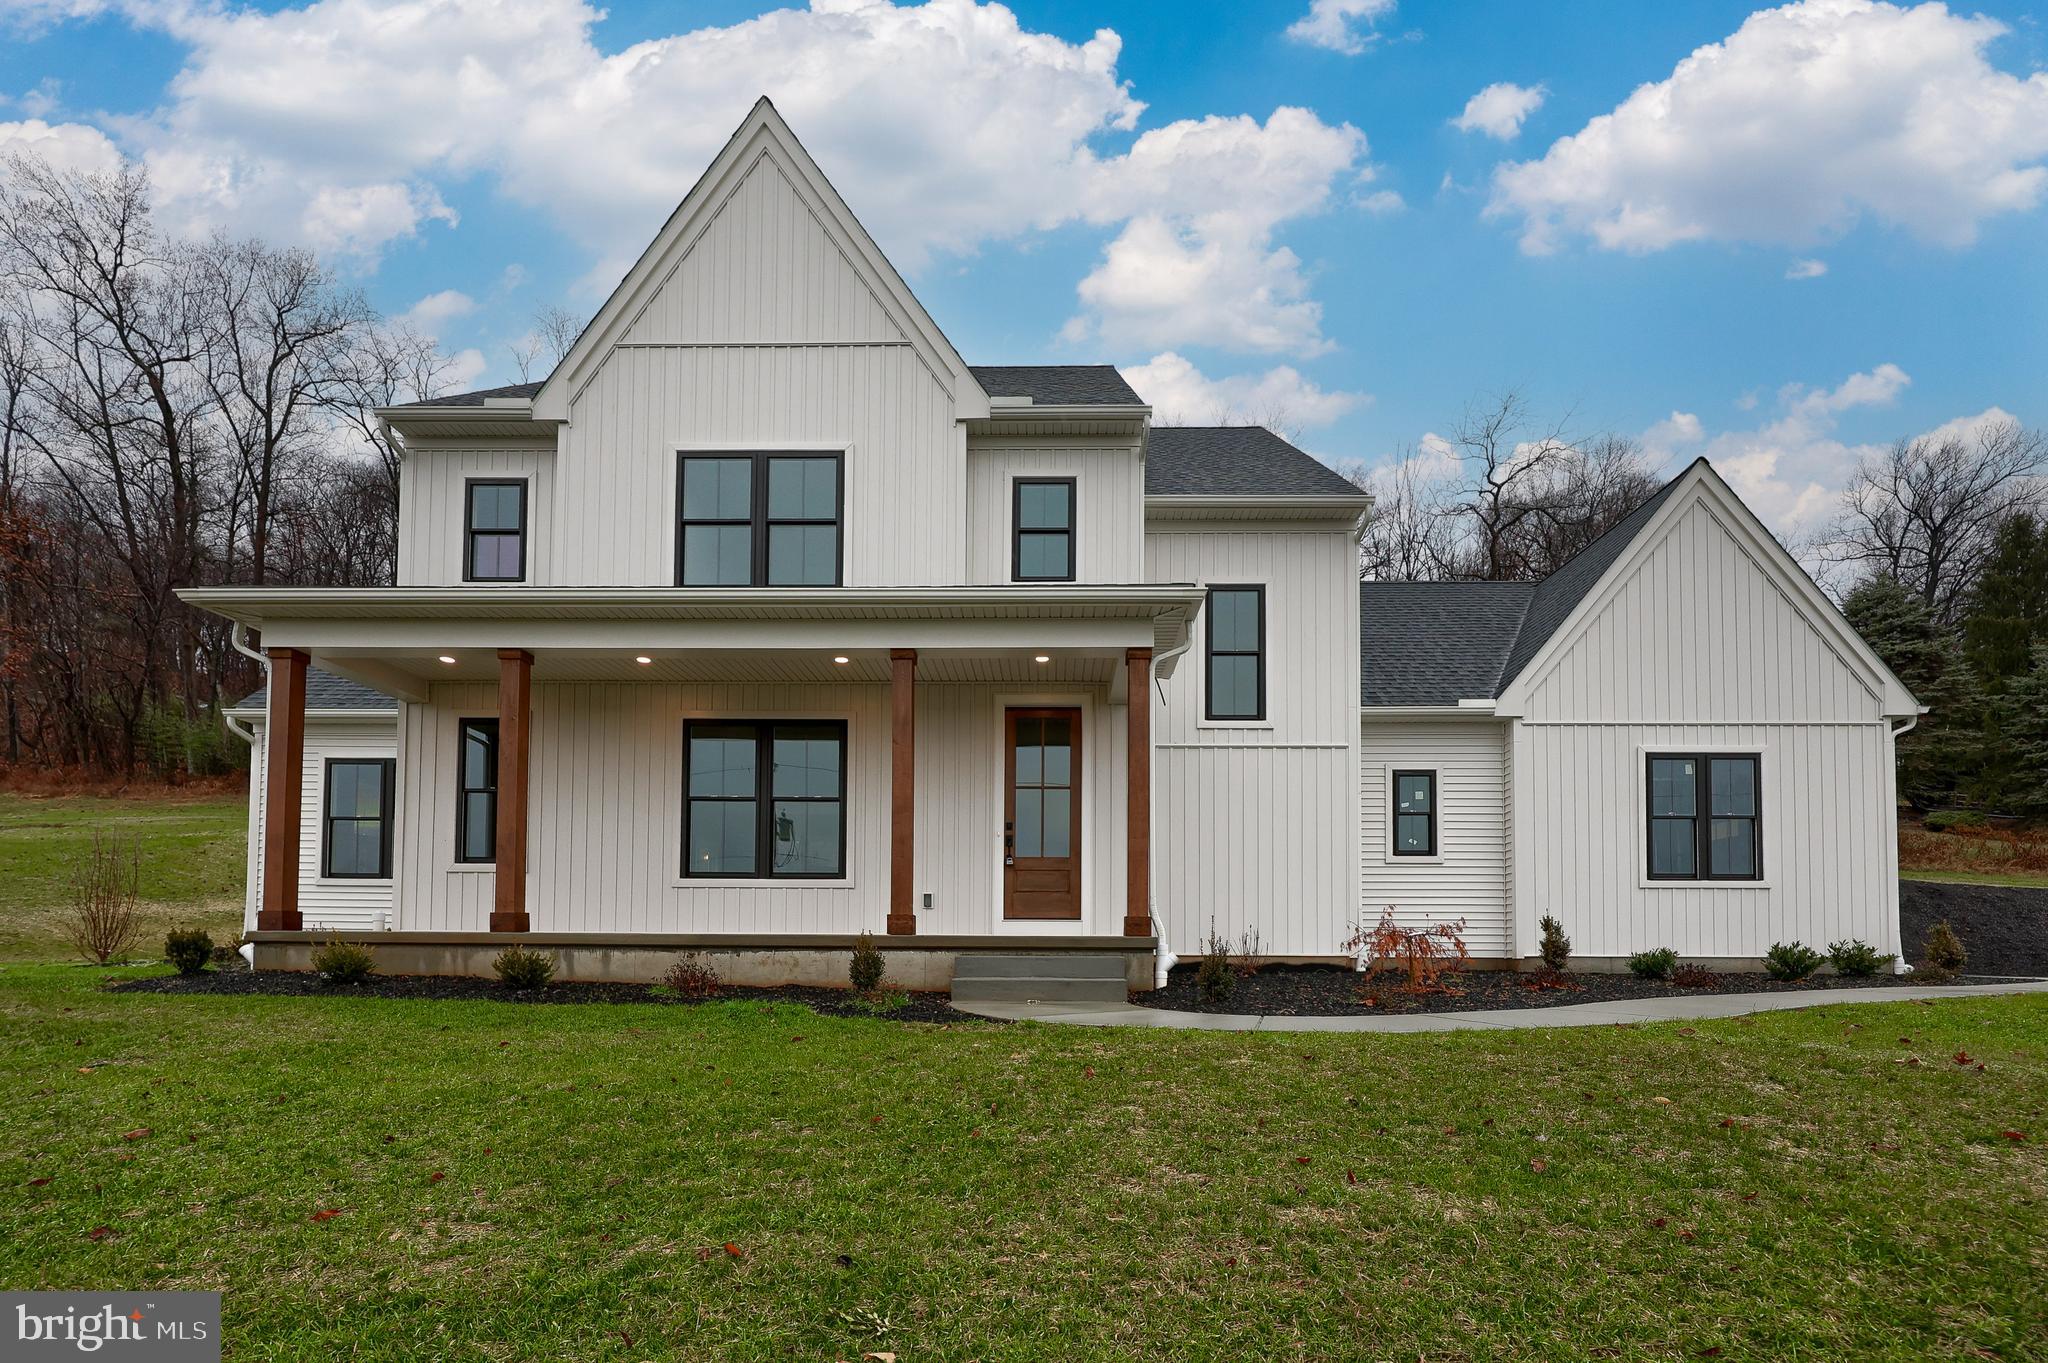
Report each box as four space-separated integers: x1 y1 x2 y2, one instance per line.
954 979 2048 1032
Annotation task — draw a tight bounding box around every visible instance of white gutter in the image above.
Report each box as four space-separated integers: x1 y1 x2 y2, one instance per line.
222 623 266 746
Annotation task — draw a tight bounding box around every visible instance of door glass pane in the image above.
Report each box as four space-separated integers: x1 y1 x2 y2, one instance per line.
1395 812 1431 854
462 792 495 860
1013 787 1042 858
689 728 757 797
772 728 841 798
766 457 837 519
683 458 751 520
1649 758 1697 816
682 524 751 585
1210 654 1258 717
1018 532 1069 579
1041 717 1071 786
771 801 841 875
688 800 756 875
1041 789 1071 858
1014 718 1041 784
1018 482 1070 530
1210 590 1258 652
1709 819 1755 877
1396 773 1432 813
766 523 837 585
1650 818 1695 877
1709 759 1756 817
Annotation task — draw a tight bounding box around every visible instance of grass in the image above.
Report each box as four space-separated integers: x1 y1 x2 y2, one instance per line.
0 790 247 961
1902 869 2048 889
2 965 2044 1361
1898 818 2048 890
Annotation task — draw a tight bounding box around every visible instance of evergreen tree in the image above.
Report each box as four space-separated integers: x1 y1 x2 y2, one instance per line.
1992 645 2048 818
1963 513 2048 687
1844 576 1983 808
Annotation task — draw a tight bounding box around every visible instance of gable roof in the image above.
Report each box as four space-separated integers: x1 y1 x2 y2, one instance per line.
231 666 397 716
1146 426 1362 497
1360 581 1538 706
404 382 543 408
968 365 1140 406
531 97 986 422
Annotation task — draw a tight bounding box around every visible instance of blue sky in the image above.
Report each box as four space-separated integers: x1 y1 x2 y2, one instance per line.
3 0 2044 529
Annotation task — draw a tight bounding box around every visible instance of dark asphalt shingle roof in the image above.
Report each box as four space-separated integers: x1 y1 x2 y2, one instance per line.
234 667 398 714
404 382 545 408
1145 426 1363 497
1360 461 1697 705
969 365 1141 405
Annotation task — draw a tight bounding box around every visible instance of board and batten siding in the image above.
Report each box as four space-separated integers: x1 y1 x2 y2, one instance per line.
397 448 555 587
392 680 1126 938
963 440 1144 584
1506 489 1903 962
1145 522 1361 958
247 717 398 932
1359 720 1512 958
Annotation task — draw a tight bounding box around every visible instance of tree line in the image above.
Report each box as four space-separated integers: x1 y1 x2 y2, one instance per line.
1350 391 2048 816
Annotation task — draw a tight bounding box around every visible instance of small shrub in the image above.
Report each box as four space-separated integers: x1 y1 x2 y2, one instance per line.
1671 962 1721 989
1826 939 1894 978
66 833 142 966
492 944 555 990
163 929 214 976
1764 941 1825 982
1196 922 1235 1002
310 937 375 985
1342 908 1470 994
1627 948 1679 980
1537 915 1571 972
210 941 243 966
849 931 885 994
1920 920 1967 982
1921 809 1987 833
661 952 722 999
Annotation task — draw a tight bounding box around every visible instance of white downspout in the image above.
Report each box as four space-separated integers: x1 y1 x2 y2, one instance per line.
1888 711 1922 975
1148 608 1198 988
222 622 268 746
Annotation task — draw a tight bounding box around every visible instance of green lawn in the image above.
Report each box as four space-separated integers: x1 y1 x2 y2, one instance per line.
1903 869 2048 890
2 965 2043 1361
0 791 247 960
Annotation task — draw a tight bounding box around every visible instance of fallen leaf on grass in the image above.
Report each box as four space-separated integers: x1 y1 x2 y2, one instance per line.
724 1242 743 1258
1294 1156 1311 1165
1954 1051 1974 1066
2002 1131 2028 1143
86 1226 113 1240
429 1172 445 1183
121 1128 150 1141
1346 1169 1357 1186
309 1209 343 1223
1529 1159 1548 1173
863 1353 897 1362
1651 1097 1672 1106
1868 1143 1899 1153
27 1177 51 1187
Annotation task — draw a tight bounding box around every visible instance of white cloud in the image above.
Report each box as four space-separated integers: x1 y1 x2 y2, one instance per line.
19 0 1367 354
1450 82 1545 140
1285 0 1395 56
1355 188 1404 214
0 117 122 176
1643 410 1704 453
398 289 478 337
1785 257 1828 279
1489 0 2048 255
1122 351 1366 427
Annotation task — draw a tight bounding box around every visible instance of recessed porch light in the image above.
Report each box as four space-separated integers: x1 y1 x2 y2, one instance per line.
634 655 653 665
1034 654 1051 664
833 656 850 665
438 655 457 665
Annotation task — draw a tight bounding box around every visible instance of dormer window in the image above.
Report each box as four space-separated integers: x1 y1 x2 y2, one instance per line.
465 480 527 582
678 452 842 586
1012 477 1076 582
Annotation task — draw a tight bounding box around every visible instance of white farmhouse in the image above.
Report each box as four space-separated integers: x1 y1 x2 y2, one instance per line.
184 100 1921 993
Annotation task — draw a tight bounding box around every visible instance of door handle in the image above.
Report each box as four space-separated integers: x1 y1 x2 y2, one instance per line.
1004 821 1014 866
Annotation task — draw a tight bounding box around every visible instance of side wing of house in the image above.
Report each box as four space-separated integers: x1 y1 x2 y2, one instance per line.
1497 463 1918 966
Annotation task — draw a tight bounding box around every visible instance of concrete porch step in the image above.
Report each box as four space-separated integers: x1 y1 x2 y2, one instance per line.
950 953 1134 1004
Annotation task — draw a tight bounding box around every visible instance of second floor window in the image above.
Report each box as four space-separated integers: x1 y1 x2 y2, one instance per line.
1205 585 1265 721
456 718 499 863
1013 478 1076 581
678 453 842 587
465 480 527 582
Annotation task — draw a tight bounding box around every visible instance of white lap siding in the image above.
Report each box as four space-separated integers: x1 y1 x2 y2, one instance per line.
1358 720 1512 958
246 716 398 932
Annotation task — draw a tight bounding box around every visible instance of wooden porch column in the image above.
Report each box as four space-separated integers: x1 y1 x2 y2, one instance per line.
492 649 533 933
1124 647 1153 937
257 647 309 931
887 648 917 935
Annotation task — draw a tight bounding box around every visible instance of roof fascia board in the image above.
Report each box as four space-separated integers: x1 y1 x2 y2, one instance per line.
1359 704 1504 721
1146 494 1372 523
532 98 987 423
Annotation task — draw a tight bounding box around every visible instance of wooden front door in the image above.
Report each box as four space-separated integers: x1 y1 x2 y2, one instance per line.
1004 708 1083 920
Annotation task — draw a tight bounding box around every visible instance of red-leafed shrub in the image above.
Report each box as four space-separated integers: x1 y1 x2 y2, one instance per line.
1343 908 1469 994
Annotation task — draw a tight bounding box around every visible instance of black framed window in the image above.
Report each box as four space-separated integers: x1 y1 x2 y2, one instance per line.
1205 585 1265 721
1012 477 1076 581
456 718 498 864
322 758 394 878
677 453 842 587
1392 770 1436 856
464 480 527 582
1647 753 1761 881
684 720 846 879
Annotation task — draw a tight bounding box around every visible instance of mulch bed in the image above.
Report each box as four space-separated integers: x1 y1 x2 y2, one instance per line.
1135 962 2027 1017
1900 879 2048 977
110 968 994 1025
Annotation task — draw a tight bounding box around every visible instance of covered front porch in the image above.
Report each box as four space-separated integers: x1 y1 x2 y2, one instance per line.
183 586 1201 983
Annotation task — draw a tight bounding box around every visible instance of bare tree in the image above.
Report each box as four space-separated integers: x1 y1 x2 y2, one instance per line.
532 304 585 370
1437 390 1579 580
1350 448 1457 581
1823 419 2047 623
323 320 457 517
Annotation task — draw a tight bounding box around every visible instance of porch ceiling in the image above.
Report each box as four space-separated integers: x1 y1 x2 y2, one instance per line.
313 645 1120 689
